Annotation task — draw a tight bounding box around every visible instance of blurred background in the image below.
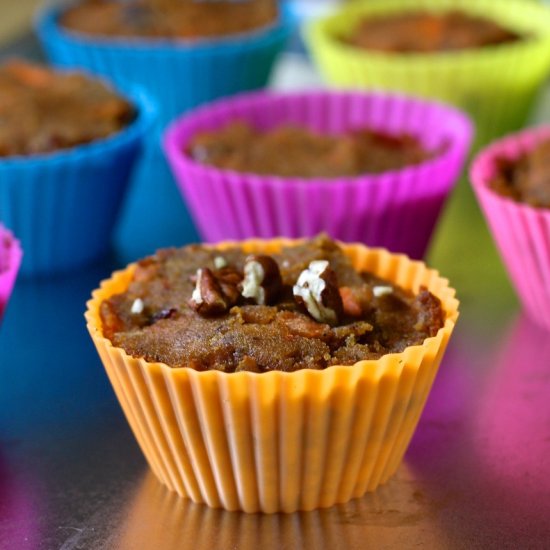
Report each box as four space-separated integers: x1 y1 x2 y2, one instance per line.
0 0 43 45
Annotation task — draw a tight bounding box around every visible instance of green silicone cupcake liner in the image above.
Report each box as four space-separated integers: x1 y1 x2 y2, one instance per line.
306 0 550 148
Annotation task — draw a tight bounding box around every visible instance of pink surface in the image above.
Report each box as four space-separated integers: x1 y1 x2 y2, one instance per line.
471 126 550 331
475 314 550 519
164 91 472 259
0 225 22 320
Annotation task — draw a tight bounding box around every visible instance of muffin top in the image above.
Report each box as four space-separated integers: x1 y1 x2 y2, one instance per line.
100 236 445 372
343 10 522 54
187 121 437 178
60 0 279 40
0 60 134 157
489 138 550 208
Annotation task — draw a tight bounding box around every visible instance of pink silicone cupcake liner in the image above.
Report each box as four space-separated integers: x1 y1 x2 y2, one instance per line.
164 91 473 259
471 126 550 331
0 224 22 320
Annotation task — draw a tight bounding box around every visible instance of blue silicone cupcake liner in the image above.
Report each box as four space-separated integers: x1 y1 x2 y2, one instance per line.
36 7 289 257
0 83 155 277
36 7 290 128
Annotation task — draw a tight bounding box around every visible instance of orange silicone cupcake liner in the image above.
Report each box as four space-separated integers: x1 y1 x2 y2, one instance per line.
85 238 459 513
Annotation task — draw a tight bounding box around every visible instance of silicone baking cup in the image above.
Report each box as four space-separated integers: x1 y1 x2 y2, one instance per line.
0 84 154 277
164 90 472 259
36 7 290 129
0 225 22 320
305 0 550 147
471 126 550 331
36 7 290 257
86 238 459 513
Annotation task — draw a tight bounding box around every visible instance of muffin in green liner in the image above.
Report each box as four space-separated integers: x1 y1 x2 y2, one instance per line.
306 0 550 147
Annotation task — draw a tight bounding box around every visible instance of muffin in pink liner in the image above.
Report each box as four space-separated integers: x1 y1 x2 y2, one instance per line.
0 224 22 321
163 91 473 259
471 126 550 330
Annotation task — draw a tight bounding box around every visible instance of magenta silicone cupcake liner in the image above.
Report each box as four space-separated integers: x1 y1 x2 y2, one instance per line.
0 224 22 321
164 91 473 259
471 126 550 331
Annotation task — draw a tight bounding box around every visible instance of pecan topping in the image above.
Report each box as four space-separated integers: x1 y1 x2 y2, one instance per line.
216 266 243 305
373 285 393 298
240 255 282 305
213 256 228 269
189 268 230 316
130 298 145 315
189 264 243 316
293 260 343 326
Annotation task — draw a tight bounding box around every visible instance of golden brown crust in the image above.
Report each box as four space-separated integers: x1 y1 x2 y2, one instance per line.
187 121 436 178
100 236 445 372
490 139 550 208
344 10 521 54
61 0 278 40
0 60 134 157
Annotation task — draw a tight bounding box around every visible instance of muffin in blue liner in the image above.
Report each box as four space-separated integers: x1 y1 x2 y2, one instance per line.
0 83 155 277
36 5 289 256
37 5 289 128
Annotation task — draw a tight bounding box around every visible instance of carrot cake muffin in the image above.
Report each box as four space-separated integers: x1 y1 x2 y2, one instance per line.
344 10 522 53
60 0 279 40
187 121 436 177
489 138 550 208
0 60 134 157
100 235 445 372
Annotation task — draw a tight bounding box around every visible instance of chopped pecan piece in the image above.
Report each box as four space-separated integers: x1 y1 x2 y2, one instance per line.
240 255 283 305
293 260 343 326
216 266 243 306
189 268 230 316
188 264 243 316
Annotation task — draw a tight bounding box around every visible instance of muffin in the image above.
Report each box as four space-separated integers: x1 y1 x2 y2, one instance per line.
164 90 472 259
306 0 550 147
86 235 459 513
471 126 550 331
0 59 134 157
0 60 154 276
0 224 22 321
37 0 289 260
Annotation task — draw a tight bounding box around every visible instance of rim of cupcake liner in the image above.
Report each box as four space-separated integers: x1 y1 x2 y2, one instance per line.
306 0 550 65
163 89 474 188
0 79 156 170
85 237 459 380
36 4 290 51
